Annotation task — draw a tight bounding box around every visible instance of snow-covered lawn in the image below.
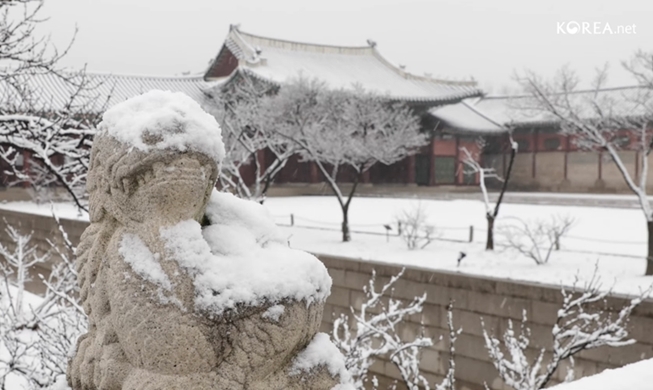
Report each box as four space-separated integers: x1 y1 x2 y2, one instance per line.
261 196 653 296
2 195 652 296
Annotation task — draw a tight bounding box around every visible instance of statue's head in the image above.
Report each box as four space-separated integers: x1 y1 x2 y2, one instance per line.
87 90 225 227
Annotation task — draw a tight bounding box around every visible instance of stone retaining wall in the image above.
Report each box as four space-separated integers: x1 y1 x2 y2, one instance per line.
317 255 653 390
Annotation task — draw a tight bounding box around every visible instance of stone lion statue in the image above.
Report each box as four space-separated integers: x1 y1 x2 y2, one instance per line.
67 90 351 390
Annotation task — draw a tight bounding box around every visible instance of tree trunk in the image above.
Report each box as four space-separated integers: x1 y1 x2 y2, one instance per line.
342 206 351 242
647 220 653 275
486 215 495 250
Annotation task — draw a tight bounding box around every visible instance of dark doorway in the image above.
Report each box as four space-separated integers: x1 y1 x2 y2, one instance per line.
415 154 430 185
434 157 456 184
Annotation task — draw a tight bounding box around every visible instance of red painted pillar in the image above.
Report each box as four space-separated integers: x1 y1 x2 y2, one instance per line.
429 137 436 186
532 129 538 179
455 135 461 185
406 155 416 184
564 135 570 180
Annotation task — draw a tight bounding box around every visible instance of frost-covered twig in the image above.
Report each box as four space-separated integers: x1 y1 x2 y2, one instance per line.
0 215 86 389
331 268 432 389
0 0 102 212
482 269 650 390
206 78 294 203
435 300 462 390
396 202 436 250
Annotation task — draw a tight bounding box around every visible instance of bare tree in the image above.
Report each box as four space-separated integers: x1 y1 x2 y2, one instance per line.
460 137 517 250
395 202 436 250
266 78 427 241
0 0 100 211
501 216 575 265
206 77 295 202
517 52 653 273
483 270 649 390
0 215 86 389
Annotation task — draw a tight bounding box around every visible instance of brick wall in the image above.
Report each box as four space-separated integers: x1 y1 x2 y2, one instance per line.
2 209 652 389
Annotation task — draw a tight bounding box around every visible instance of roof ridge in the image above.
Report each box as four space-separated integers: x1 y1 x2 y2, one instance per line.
233 27 373 53
371 49 478 87
86 71 206 81
234 26 478 88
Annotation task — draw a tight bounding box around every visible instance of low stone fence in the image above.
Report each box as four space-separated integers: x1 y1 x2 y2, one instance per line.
1 208 652 390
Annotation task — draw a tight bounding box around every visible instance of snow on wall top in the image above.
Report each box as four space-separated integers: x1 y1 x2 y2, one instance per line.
98 90 225 163
157 190 332 315
549 357 653 390
207 27 482 104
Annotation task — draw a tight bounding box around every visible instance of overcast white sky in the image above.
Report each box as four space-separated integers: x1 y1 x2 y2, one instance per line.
42 0 650 93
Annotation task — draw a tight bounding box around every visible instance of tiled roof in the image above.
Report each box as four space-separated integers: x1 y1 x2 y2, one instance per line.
206 27 482 104
429 86 651 133
429 99 507 134
1 72 210 113
473 86 651 127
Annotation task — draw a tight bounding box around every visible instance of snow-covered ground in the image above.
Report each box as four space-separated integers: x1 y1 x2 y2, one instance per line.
262 196 652 296
2 195 652 296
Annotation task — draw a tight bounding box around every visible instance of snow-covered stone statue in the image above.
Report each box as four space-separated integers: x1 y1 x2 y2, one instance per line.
68 90 352 390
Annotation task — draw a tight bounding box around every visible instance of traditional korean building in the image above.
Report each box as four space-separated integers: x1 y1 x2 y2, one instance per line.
204 25 496 189
436 86 652 193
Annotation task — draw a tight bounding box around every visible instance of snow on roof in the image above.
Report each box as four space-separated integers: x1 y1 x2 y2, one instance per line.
473 86 651 127
429 99 507 134
207 26 482 104
0 71 210 114
549 358 653 390
429 86 652 134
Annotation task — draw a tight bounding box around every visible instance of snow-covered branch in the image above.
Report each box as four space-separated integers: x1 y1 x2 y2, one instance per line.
483 269 650 390
206 77 295 202
0 216 86 389
461 136 517 250
331 268 432 389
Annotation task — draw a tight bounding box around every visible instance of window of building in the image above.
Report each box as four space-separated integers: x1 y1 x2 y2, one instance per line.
543 138 561 151
516 139 530 152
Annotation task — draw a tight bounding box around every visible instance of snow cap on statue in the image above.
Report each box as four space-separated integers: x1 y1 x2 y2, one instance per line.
98 89 225 164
